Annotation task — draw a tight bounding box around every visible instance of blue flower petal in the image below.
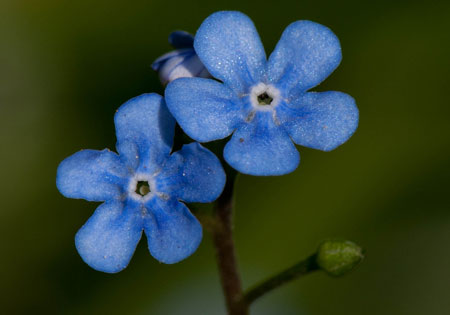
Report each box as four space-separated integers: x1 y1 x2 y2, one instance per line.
194 11 267 94
75 200 143 273
224 111 300 175
165 77 245 142
115 93 175 173
168 31 194 49
267 21 342 94
277 91 358 151
156 142 226 203
144 197 202 264
56 149 128 202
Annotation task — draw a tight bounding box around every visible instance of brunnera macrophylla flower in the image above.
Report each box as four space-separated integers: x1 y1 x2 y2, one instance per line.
152 30 210 85
56 93 225 273
165 11 359 176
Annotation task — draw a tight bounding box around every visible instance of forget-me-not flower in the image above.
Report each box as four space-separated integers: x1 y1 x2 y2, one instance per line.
165 11 359 176
56 93 225 273
152 31 210 85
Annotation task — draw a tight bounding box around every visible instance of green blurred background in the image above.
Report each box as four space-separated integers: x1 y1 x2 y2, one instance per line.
1 0 449 314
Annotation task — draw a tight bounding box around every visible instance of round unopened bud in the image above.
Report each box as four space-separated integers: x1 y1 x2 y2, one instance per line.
316 240 364 277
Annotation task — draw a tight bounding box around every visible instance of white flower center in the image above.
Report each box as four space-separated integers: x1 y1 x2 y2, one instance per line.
128 174 155 202
250 83 281 111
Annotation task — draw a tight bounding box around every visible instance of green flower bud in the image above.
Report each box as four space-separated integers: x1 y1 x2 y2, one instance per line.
316 240 364 277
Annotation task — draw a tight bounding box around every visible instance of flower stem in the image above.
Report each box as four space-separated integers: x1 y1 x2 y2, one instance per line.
241 254 319 306
211 171 248 315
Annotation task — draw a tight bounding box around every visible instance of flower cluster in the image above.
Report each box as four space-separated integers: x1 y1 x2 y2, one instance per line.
57 11 358 272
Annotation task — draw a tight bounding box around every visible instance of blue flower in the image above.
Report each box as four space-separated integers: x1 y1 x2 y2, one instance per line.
56 93 225 273
152 31 210 85
165 11 359 176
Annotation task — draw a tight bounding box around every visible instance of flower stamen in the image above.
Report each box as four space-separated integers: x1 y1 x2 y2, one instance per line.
257 92 273 105
135 181 151 196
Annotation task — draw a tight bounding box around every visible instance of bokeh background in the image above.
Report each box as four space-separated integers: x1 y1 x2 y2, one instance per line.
1 0 450 314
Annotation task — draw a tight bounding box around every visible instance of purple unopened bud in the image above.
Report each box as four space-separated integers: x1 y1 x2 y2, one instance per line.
152 31 210 85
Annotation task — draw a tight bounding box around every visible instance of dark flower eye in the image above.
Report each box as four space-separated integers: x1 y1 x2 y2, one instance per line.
135 180 150 196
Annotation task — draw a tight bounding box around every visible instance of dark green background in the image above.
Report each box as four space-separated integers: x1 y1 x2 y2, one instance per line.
1 0 449 314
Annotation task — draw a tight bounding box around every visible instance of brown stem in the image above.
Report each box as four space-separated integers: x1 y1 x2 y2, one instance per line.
211 174 248 315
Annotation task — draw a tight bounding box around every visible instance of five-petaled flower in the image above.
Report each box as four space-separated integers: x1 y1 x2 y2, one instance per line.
165 11 359 176
152 30 210 85
56 93 225 273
